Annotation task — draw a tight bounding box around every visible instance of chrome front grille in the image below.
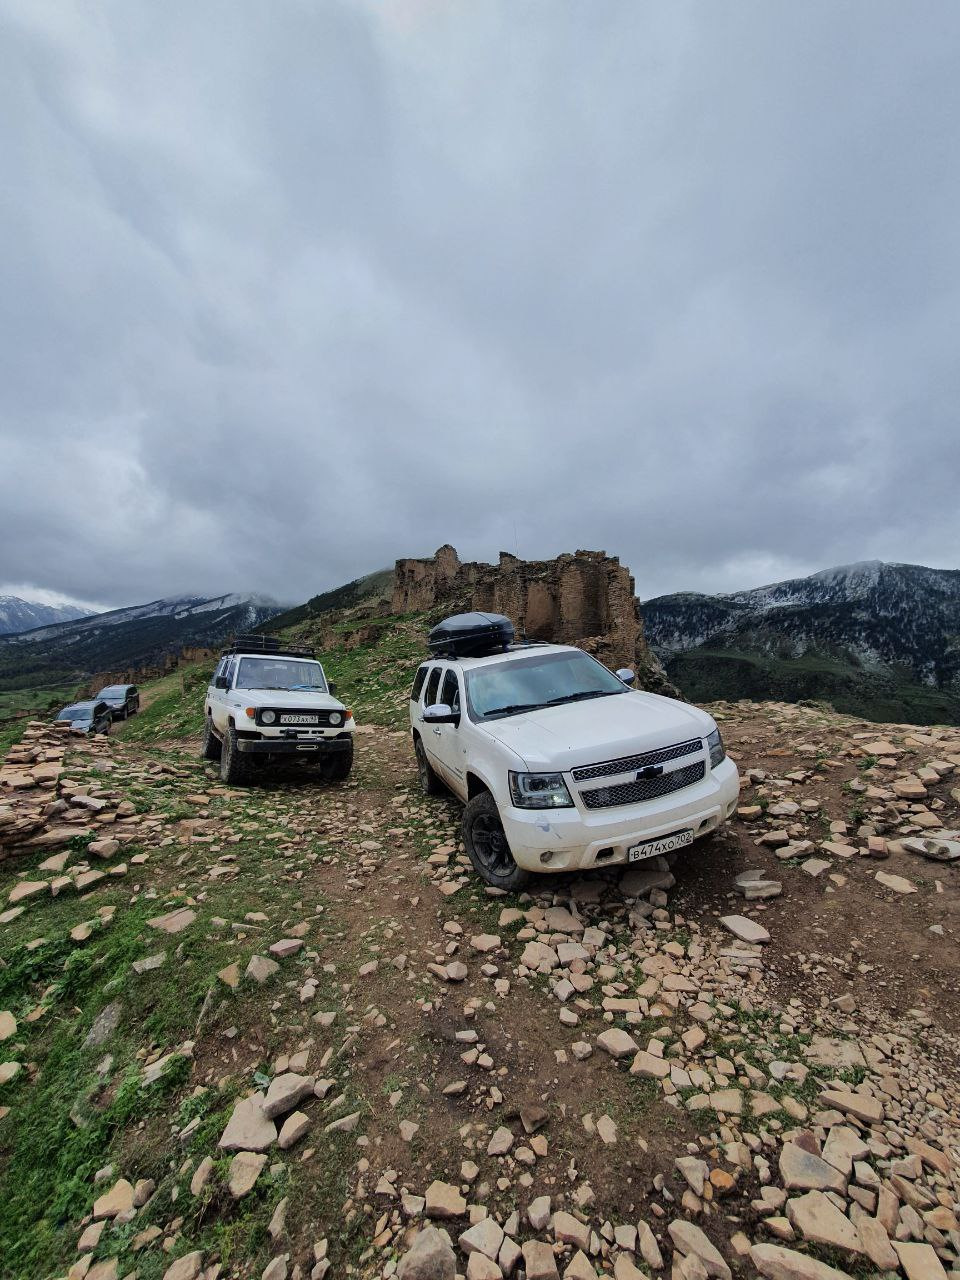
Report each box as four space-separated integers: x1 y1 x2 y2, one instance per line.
571 737 703 782
580 760 706 810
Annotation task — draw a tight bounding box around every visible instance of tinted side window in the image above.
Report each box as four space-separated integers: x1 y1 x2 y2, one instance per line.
440 670 460 713
424 666 442 705
411 666 428 700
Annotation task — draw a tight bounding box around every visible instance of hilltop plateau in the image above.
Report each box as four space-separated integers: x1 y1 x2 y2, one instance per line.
0 623 957 1280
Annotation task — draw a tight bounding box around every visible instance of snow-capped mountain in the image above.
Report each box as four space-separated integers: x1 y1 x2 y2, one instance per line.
0 593 284 687
0 595 92 635
639 562 960 724
12 594 282 645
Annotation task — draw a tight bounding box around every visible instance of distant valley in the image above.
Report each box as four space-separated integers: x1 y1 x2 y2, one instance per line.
640 561 960 725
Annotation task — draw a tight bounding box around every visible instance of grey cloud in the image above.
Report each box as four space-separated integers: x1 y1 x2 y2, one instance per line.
1 0 958 608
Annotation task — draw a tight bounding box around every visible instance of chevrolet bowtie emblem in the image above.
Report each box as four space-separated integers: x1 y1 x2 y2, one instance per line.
636 765 664 781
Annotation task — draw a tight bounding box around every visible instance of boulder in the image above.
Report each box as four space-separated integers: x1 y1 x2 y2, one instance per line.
397 1226 456 1280
218 1093 277 1152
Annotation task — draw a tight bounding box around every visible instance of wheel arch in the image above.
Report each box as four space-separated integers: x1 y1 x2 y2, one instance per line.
465 771 490 800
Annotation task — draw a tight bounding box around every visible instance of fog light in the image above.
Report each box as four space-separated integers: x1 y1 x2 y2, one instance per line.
540 850 554 865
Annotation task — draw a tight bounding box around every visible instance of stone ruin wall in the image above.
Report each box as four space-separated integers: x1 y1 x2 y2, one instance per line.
392 545 674 693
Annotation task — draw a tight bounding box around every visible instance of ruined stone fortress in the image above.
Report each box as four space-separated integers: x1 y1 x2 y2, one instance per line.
392 545 673 693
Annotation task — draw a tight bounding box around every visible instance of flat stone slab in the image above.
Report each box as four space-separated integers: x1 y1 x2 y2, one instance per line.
668 1219 731 1280
779 1142 847 1194
596 1028 639 1059
786 1190 863 1253
751 1243 855 1280
263 1072 315 1119
801 858 831 877
218 1093 277 1152
720 915 770 944
902 837 960 862
875 871 916 894
894 1241 949 1280
819 1088 884 1124
424 1179 466 1219
147 908 196 934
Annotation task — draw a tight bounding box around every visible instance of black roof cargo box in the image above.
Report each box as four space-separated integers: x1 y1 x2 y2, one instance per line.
428 612 515 658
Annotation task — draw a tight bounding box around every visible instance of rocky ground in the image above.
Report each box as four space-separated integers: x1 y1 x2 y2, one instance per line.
0 692 958 1280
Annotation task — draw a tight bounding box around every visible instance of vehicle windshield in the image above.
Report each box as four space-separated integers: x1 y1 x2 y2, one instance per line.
465 650 627 720
97 686 123 698
235 657 327 692
58 706 91 722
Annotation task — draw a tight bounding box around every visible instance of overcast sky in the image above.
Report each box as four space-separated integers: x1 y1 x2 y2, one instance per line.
2 1 958 612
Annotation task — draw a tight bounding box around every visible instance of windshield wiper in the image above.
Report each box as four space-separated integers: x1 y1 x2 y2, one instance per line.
539 690 619 707
289 683 324 691
483 702 547 718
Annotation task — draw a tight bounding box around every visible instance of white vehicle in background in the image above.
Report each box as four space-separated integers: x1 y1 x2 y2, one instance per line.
203 635 354 785
409 613 739 890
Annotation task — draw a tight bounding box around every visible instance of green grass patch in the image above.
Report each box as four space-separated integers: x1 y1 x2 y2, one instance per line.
119 663 212 744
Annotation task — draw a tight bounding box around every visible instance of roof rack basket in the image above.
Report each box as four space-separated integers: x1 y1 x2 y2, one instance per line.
221 634 316 660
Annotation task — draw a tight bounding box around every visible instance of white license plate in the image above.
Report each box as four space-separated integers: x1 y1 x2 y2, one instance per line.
628 829 694 862
280 714 318 725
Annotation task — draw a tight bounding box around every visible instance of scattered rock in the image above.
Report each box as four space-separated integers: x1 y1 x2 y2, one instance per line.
397 1225 457 1279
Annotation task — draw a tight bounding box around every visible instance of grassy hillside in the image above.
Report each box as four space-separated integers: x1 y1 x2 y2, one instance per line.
263 569 393 632
668 647 960 725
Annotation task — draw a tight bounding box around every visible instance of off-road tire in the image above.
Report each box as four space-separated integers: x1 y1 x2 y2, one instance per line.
219 725 248 785
415 736 444 796
462 790 529 891
320 741 354 783
201 717 221 762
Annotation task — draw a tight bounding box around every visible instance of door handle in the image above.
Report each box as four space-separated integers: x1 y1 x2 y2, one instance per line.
432 727 442 736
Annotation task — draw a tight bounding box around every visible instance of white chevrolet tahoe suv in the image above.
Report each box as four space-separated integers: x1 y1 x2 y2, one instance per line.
409 613 739 890
203 636 354 785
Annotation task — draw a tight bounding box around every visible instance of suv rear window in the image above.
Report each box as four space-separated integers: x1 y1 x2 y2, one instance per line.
411 666 428 700
424 667 442 705
440 670 461 713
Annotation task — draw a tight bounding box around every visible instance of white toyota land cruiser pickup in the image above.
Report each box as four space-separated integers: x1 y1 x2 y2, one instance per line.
203 635 354 785
409 613 739 889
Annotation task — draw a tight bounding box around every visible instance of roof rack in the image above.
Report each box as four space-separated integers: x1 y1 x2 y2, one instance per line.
221 633 317 660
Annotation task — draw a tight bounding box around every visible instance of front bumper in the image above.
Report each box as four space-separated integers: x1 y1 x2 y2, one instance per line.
500 756 740 873
236 733 353 756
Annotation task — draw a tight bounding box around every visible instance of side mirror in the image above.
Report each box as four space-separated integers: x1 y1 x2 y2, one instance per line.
616 668 636 686
214 676 229 690
423 703 459 725
328 681 337 696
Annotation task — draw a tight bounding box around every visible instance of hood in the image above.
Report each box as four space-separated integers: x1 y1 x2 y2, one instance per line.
232 687 344 711
479 691 714 772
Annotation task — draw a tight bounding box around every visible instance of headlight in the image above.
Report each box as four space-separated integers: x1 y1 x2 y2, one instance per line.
509 771 574 809
329 712 342 726
707 727 725 768
261 710 276 724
